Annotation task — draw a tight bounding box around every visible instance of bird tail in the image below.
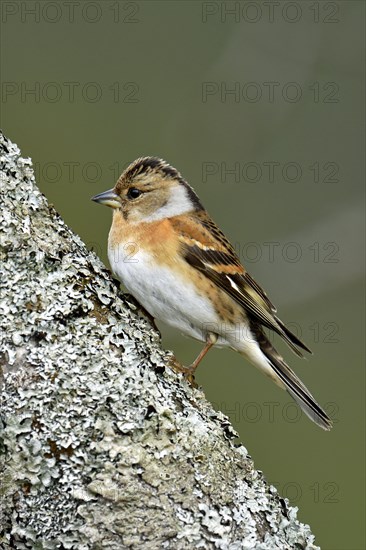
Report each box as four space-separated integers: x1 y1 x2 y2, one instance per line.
246 327 332 431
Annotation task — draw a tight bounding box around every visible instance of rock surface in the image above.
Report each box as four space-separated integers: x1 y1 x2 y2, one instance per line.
0 131 319 549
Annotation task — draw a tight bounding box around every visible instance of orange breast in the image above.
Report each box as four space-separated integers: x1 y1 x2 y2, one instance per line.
108 212 179 261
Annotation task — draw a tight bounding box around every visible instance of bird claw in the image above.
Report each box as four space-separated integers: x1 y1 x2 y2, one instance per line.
167 356 198 387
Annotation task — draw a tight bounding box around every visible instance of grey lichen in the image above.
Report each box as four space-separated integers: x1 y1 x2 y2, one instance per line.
0 131 320 549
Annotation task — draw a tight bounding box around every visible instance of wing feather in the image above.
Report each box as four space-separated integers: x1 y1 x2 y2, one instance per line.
172 213 311 356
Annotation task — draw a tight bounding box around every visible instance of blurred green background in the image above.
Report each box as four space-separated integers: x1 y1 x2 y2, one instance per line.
1 1 364 548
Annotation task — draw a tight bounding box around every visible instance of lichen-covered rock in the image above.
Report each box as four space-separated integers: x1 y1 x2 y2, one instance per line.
0 131 320 549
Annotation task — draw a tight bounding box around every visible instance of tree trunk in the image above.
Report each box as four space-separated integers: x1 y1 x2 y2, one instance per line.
0 131 319 549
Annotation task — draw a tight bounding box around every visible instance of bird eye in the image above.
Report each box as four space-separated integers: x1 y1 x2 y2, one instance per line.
127 187 141 200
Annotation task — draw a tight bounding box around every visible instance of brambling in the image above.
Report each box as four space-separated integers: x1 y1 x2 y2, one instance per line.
92 157 332 430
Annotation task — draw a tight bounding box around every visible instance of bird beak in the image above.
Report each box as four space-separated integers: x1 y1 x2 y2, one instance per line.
91 189 120 209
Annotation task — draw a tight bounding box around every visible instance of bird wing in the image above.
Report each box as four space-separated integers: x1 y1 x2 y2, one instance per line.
171 212 311 357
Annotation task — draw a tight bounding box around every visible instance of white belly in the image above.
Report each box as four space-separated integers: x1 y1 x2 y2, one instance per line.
108 243 220 342
109 242 283 386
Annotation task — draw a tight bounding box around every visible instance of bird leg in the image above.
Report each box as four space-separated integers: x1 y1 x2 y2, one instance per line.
190 333 218 370
173 333 218 384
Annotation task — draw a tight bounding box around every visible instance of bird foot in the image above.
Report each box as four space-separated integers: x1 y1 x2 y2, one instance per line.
167 356 198 387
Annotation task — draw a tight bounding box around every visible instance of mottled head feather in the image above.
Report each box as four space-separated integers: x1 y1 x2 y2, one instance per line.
119 157 204 211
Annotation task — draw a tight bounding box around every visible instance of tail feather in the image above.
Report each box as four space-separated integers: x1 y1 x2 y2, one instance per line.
251 324 332 430
267 352 332 430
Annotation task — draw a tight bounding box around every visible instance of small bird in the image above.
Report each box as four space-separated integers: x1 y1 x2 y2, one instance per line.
92 157 332 430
